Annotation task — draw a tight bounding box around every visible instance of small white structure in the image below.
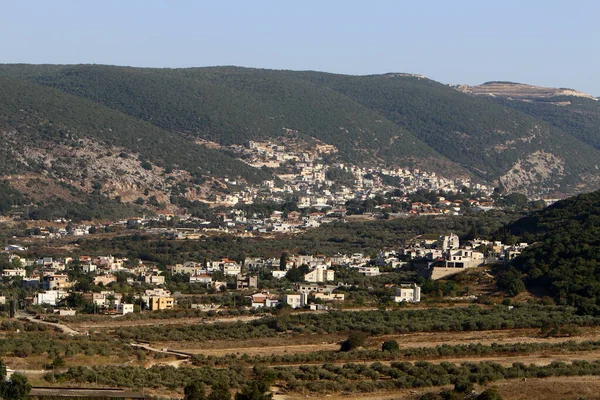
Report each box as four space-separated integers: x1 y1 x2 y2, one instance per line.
283 293 308 309
2 269 26 277
356 266 380 277
118 303 135 315
34 290 68 306
391 283 421 303
271 271 287 279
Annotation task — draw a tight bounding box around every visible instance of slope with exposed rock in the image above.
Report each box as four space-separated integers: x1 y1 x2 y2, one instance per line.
1 65 600 217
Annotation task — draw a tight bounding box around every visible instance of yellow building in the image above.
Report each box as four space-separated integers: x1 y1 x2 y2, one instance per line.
149 296 175 310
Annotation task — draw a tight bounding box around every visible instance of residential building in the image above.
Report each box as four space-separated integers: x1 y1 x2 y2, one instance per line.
2 269 26 278
42 274 72 290
391 284 421 303
304 265 335 283
118 303 135 315
236 275 258 290
313 293 345 302
33 290 68 306
283 293 308 309
149 296 175 310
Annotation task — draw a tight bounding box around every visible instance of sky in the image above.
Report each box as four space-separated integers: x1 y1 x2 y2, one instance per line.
1 0 599 95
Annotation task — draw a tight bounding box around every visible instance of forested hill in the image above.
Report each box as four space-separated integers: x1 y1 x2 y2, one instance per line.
1 64 600 197
0 76 269 182
508 191 600 314
0 64 455 174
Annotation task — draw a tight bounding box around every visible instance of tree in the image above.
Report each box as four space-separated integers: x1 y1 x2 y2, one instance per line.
381 340 399 352
207 381 232 400
279 252 289 271
64 293 88 308
340 331 369 352
454 379 474 393
476 388 502 400
184 381 206 400
0 373 32 400
496 266 525 297
52 356 66 368
234 380 272 400
285 267 304 283
0 359 6 381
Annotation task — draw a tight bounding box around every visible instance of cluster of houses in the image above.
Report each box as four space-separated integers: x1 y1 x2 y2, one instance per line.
207 136 497 212
0 231 528 314
0 254 176 314
0 246 431 315
404 233 528 280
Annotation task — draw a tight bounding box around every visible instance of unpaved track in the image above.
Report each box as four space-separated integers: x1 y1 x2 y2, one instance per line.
16 311 81 336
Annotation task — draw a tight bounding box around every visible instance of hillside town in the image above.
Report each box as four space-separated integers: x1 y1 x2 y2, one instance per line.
213 136 497 209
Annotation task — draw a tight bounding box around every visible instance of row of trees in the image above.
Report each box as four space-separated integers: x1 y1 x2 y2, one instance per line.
55 358 600 394
115 305 600 341
192 337 600 368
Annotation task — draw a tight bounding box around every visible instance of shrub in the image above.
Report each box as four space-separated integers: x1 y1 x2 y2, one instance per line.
381 340 400 352
340 332 369 352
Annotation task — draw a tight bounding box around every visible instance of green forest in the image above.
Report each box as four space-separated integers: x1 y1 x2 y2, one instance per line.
509 191 600 314
1 64 600 195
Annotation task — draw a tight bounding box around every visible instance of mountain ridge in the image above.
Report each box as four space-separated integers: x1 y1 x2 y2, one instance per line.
2 64 600 216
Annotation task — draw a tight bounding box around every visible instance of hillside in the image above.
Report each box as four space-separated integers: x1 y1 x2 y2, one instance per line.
457 82 600 152
0 64 456 174
290 72 600 196
508 191 600 314
1 65 600 207
0 76 271 218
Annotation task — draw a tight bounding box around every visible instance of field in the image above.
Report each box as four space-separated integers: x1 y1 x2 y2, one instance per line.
5 304 600 400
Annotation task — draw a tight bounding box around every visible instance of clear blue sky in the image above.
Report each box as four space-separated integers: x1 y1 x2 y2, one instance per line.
2 0 599 95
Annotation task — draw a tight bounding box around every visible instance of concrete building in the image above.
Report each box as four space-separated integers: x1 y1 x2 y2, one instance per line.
236 275 258 290
304 265 335 283
33 290 68 306
2 269 26 278
438 233 460 251
118 303 135 315
283 293 308 309
391 283 421 303
149 296 175 310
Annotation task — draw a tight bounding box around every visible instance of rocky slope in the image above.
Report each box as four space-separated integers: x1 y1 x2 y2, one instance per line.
1 65 600 209
455 81 598 101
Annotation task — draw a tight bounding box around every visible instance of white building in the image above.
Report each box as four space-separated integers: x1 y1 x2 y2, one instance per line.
356 266 380 277
271 270 287 279
34 290 68 306
304 265 335 283
438 233 460 251
223 264 242 276
391 284 421 303
118 303 135 315
2 269 26 277
283 293 308 309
